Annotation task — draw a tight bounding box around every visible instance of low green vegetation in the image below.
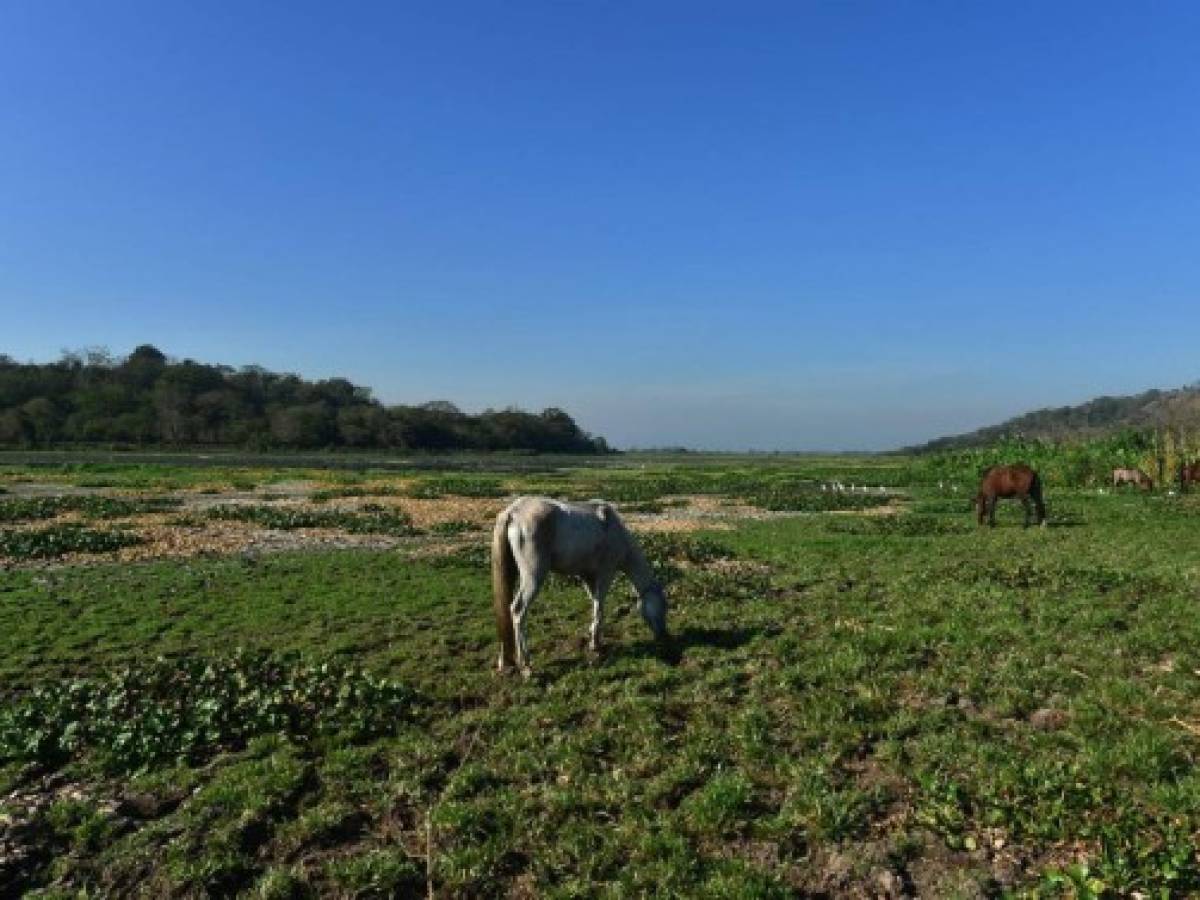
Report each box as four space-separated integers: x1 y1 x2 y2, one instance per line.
426 519 480 536
1 650 421 774
0 495 181 523
403 475 508 498
206 504 418 536
309 484 403 502
744 485 893 512
0 524 143 560
2 453 1200 895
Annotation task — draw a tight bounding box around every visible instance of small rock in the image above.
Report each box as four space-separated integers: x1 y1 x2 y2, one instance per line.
874 869 904 898
1028 708 1068 731
119 791 168 819
990 856 1020 887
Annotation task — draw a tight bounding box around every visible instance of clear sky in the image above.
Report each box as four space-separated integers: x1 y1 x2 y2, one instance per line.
3 2 1199 450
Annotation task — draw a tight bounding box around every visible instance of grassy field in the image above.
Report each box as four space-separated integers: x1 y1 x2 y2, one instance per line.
2 454 1200 897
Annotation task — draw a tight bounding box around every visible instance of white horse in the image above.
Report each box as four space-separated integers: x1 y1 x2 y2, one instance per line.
491 496 668 676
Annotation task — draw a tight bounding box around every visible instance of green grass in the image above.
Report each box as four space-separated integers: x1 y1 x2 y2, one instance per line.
3 459 1200 895
403 475 508 498
206 504 418 536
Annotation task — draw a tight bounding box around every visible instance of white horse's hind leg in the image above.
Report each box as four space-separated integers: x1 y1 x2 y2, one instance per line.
510 542 548 677
511 579 542 677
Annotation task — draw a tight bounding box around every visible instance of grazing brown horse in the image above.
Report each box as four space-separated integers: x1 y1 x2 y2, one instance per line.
1112 467 1153 491
1180 461 1200 492
975 464 1046 527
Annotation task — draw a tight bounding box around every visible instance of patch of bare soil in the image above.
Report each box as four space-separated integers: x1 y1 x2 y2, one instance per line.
784 833 1000 899
0 482 116 498
1 773 124 892
0 483 511 567
176 481 321 509
625 494 903 534
828 501 904 517
630 517 735 533
0 487 896 569
124 523 410 564
621 495 756 533
407 538 478 560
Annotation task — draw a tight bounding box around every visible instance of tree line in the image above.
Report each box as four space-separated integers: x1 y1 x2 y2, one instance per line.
0 346 611 453
910 384 1200 452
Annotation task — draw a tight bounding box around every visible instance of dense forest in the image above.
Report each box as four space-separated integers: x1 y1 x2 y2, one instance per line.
0 346 611 453
912 384 1200 451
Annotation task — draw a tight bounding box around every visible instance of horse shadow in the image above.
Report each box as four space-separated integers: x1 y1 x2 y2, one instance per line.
1044 518 1084 529
604 624 766 666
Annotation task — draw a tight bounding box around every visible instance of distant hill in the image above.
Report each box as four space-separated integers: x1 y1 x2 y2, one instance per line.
911 384 1200 452
0 346 611 454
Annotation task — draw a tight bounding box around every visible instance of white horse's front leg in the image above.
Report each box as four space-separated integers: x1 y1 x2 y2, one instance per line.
586 573 614 653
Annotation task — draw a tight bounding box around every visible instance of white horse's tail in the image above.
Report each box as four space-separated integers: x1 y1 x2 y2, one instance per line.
491 510 519 670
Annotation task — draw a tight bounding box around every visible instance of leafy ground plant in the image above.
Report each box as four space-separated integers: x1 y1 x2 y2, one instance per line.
206 504 418 536
427 519 480 536
0 650 421 774
0 524 142 560
309 484 403 502
0 495 181 523
403 476 507 498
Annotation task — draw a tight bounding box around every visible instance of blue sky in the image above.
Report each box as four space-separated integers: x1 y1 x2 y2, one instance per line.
2 2 1199 449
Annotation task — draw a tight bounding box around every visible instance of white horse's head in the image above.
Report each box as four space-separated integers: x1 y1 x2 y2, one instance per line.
638 583 669 640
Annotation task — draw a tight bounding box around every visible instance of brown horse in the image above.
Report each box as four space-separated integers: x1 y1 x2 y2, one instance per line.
1180 461 1200 492
1112 467 1153 491
975 463 1046 527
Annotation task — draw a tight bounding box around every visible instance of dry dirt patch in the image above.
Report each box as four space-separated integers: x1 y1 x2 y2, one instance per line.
1 488 900 568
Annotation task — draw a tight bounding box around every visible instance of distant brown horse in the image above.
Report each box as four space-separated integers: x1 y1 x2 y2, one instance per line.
1180 461 1200 492
1112 467 1153 491
975 463 1046 527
